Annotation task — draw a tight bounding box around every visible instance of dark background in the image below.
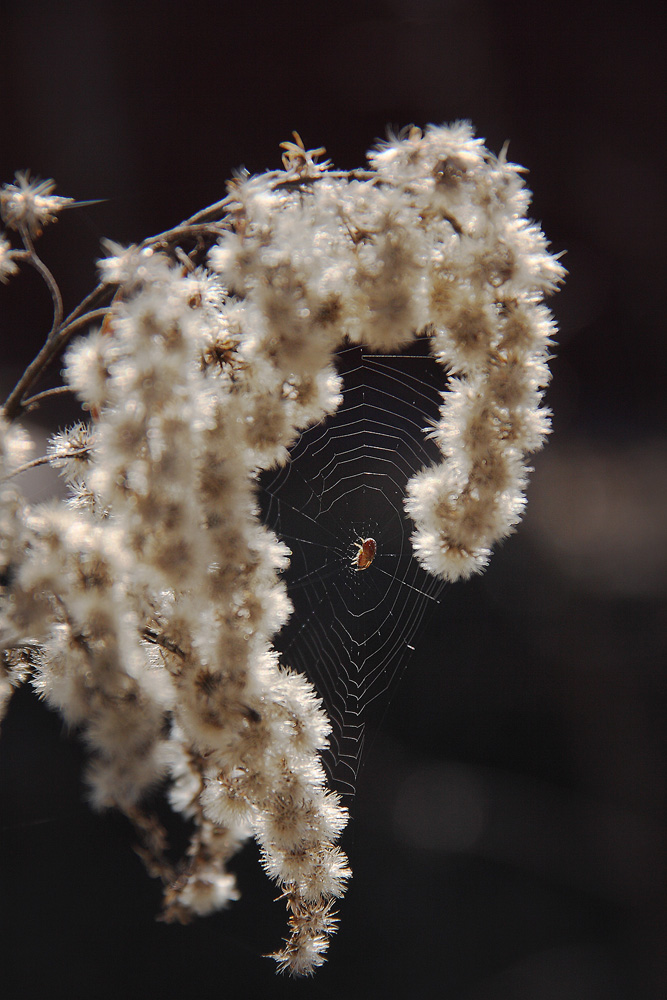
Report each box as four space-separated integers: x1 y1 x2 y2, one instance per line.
1 1 665 998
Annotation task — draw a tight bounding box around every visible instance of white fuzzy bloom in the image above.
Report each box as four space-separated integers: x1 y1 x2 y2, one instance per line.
0 418 33 473
0 172 73 237
46 423 93 484
0 233 19 283
176 869 240 916
0 124 563 976
96 240 161 286
62 330 112 414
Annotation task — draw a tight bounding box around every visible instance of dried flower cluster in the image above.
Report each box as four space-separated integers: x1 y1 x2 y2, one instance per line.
0 124 563 974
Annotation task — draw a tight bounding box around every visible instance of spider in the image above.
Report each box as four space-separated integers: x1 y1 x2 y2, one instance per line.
351 537 377 571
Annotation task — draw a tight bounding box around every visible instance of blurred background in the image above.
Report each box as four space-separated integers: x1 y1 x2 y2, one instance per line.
1 1 665 997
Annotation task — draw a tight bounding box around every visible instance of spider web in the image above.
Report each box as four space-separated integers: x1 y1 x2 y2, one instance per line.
258 344 446 797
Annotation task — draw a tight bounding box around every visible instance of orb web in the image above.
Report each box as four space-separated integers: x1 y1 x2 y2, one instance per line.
258 344 446 797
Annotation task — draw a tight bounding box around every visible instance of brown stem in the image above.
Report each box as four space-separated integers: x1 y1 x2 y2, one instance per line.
19 226 64 338
4 446 90 480
124 803 177 886
147 221 230 249
2 304 110 421
22 385 74 412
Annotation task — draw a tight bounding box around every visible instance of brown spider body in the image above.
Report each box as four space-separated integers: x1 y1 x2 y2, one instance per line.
352 537 376 571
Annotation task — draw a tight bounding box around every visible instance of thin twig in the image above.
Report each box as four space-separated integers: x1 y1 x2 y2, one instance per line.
123 803 177 886
22 385 74 412
19 225 64 340
184 197 233 225
146 220 230 250
59 306 110 338
61 281 111 328
5 447 89 480
2 304 110 421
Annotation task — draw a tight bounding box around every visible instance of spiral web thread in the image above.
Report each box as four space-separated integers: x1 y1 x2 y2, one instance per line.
259 344 446 797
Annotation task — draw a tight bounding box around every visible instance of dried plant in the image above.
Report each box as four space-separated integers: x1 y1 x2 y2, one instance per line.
0 124 564 974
